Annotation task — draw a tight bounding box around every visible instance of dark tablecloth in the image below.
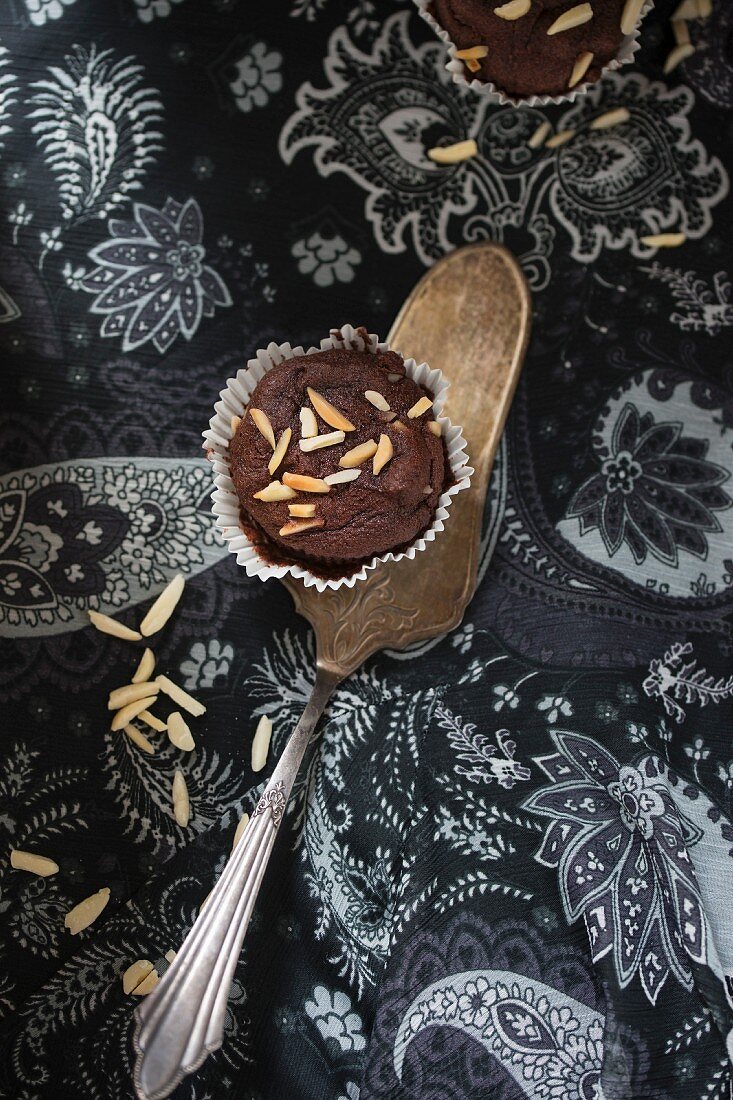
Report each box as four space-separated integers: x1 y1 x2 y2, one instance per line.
1 1 733 1097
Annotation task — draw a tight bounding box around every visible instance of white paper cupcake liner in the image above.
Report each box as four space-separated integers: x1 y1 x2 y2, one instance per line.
415 0 654 108
202 323 473 592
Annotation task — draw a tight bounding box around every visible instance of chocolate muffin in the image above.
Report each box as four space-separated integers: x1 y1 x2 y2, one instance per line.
431 0 627 98
229 347 447 570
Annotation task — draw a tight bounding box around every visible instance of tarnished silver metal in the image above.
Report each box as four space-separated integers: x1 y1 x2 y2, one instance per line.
132 243 531 1099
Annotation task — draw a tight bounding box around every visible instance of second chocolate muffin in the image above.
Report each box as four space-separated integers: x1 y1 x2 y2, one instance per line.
230 347 447 569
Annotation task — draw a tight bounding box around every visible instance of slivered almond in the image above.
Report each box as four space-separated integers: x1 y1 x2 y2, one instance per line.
620 0 644 34
673 0 699 15
299 407 318 438
232 812 250 850
299 430 345 452
164 949 177 964
364 390 390 412
664 42 694 72
157 675 206 717
387 373 403 382
466 58 481 72
672 18 690 45
167 711 195 752
307 388 355 432
279 518 325 537
545 129 575 148
427 140 477 165
590 107 630 130
108 681 160 711
640 232 686 248
339 440 378 468
139 709 167 732
569 51 593 87
373 434 394 475
268 428 292 476
87 610 141 642
454 45 489 59
123 959 154 994
65 888 110 935
698 0 711 14
324 469 362 486
251 715 273 772
494 0 531 17
124 724 155 754
282 472 331 493
253 480 297 502
139 574 185 637
547 3 593 34
172 769 190 827
10 850 58 877
250 408 276 449
288 503 316 518
132 969 159 996
132 648 155 684
529 120 552 148
407 396 433 418
111 695 157 732
428 420 443 436
230 415 241 437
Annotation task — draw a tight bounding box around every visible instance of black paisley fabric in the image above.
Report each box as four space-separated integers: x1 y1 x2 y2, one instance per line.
1 1 733 1098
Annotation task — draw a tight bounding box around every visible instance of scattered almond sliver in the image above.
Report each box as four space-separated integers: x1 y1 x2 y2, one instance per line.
373 434 394 476
124 724 155 754
139 573 185 637
672 17 690 45
465 58 481 73
87 610 141 642
568 51 593 88
123 959 154 995
172 769 190 827
672 0 698 16
282 472 331 494
324 469 361 486
545 129 575 149
664 42 694 73
364 390 390 412
10 849 59 877
251 715 273 773
590 107 630 130
250 408 276 449
111 695 158 732
131 647 155 684
307 387 355 432
167 711 195 751
279 518 325 538
299 407 318 438
164 949 177 964
528 120 551 148
132 969 160 996
231 812 250 851
253 480 297 502
138 709 167 732
698 0 711 13
494 0 531 18
65 887 110 935
157 675 206 717
640 232 686 248
299 430 345 453
288 503 316 518
108 681 160 711
230 415 241 438
428 420 443 437
454 45 488 59
427 140 477 165
547 2 593 35
268 428 292 476
620 0 644 34
340 440 378 469
407 396 433 419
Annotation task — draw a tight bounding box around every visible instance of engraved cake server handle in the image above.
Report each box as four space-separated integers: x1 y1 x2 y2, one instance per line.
133 242 531 1100
133 662 341 1100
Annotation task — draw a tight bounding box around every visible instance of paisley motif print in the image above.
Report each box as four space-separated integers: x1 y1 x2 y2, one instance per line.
523 731 710 1004
394 970 604 1100
280 14 728 289
0 458 226 636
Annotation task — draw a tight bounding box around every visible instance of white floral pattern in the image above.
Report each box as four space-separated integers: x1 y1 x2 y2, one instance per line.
292 230 361 286
228 42 283 113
